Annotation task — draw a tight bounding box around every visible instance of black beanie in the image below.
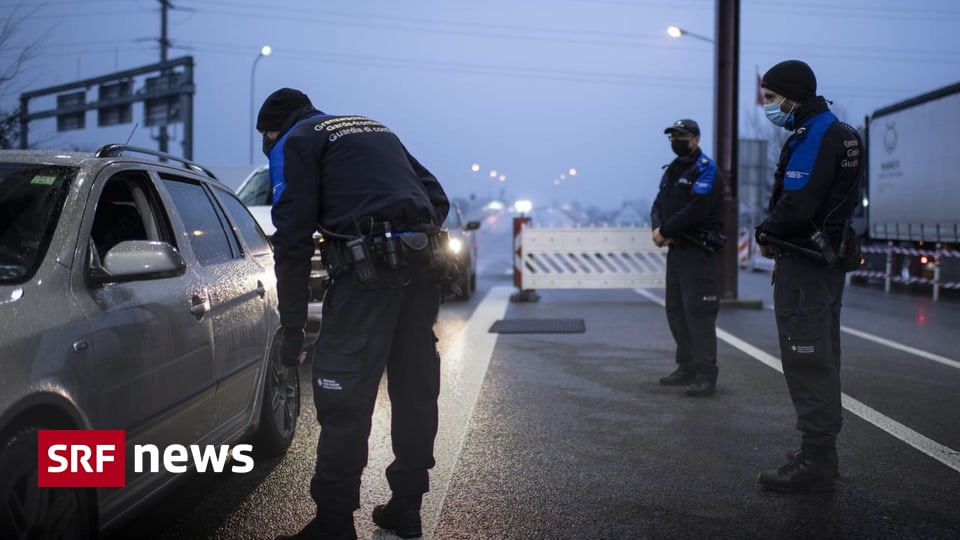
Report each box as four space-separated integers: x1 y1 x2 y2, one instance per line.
761 60 817 103
256 88 312 131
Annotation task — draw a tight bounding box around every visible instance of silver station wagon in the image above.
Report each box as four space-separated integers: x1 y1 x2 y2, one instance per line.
0 145 300 538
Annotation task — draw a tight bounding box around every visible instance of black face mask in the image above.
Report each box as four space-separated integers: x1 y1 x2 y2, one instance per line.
671 139 692 157
262 134 277 158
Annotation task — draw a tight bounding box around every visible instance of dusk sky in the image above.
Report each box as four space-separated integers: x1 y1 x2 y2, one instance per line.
2 0 958 209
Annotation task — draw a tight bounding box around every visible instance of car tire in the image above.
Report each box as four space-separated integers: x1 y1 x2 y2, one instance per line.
253 334 301 458
0 426 96 539
455 257 472 301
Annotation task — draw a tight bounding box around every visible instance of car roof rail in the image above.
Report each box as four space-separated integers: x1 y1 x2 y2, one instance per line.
93 144 219 180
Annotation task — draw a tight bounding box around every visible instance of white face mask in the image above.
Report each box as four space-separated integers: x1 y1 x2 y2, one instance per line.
764 98 795 128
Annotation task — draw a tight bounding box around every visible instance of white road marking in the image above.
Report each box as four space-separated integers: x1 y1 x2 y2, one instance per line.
635 288 960 475
423 286 511 538
840 325 960 371
761 304 960 371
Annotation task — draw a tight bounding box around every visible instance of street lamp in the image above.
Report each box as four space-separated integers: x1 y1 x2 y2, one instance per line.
666 25 714 44
667 8 748 304
514 199 532 217
249 45 272 165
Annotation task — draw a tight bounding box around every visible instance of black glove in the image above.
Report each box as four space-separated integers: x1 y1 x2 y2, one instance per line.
754 225 768 246
280 327 305 368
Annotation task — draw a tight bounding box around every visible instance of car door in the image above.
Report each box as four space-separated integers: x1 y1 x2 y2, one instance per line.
158 175 272 433
71 167 217 514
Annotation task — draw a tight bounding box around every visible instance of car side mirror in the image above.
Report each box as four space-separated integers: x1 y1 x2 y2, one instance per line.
464 220 481 231
89 240 187 285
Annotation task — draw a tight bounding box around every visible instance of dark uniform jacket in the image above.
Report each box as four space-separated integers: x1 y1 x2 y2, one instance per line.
651 147 723 242
759 98 862 244
267 108 450 330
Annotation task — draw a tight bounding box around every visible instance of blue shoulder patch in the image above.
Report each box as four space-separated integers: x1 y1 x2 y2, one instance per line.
692 156 717 195
268 112 331 204
784 111 838 191
268 135 289 204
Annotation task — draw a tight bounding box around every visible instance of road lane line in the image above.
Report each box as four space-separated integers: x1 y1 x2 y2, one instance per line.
758 304 960 370
425 286 511 538
839 325 960 370
635 288 960 475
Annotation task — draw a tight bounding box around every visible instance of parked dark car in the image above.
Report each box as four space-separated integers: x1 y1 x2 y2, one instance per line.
443 204 481 300
0 146 299 538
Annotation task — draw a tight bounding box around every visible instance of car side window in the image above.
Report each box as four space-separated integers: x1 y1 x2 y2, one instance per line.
161 176 237 266
213 185 273 257
90 172 171 259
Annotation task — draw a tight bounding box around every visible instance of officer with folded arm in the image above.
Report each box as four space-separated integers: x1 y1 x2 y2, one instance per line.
754 60 863 493
258 88 450 540
650 118 724 397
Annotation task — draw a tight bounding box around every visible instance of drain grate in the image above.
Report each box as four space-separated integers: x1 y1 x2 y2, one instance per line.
488 318 586 334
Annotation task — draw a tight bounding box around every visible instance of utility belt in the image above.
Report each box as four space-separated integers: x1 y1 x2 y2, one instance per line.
757 223 860 272
320 225 459 285
677 229 727 253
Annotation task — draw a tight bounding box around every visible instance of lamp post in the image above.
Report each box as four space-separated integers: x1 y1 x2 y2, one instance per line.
249 45 272 165
666 6 751 306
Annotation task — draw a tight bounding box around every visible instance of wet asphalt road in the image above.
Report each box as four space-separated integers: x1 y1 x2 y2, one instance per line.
108 223 960 540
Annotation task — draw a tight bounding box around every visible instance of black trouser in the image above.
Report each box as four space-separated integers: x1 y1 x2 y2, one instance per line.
664 244 720 382
309 264 442 513
773 254 845 457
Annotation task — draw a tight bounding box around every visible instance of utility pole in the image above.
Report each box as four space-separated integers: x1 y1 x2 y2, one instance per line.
157 0 171 154
715 0 741 303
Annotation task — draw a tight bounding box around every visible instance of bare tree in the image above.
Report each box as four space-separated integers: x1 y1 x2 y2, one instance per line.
0 2 43 149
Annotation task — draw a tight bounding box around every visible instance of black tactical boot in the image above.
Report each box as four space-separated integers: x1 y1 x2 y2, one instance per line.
685 379 716 397
758 452 837 493
786 448 840 479
372 495 423 538
275 512 357 540
659 368 696 386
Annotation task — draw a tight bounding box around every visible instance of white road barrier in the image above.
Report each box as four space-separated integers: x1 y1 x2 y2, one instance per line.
518 226 667 289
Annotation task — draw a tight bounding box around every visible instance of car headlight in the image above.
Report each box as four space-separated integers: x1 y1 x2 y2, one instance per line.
448 237 463 255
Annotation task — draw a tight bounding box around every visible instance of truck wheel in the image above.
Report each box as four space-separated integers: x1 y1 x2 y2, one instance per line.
253 333 301 458
0 427 96 539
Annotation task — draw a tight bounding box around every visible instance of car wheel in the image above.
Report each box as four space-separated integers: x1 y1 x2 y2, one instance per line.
253 334 301 458
455 258 472 301
0 427 96 540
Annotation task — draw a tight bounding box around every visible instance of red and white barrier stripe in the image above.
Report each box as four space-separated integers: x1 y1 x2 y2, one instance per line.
860 244 960 259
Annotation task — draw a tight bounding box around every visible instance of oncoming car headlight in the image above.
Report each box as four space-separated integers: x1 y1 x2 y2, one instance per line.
448 237 463 255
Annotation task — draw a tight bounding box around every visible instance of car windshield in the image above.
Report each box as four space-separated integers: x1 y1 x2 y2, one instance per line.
0 163 76 284
237 167 272 206
443 208 462 229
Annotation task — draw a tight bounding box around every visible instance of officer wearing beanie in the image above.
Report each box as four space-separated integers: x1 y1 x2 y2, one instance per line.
651 118 724 397
259 88 450 540
755 61 863 492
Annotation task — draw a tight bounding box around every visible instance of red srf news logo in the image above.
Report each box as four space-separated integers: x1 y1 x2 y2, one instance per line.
37 430 126 487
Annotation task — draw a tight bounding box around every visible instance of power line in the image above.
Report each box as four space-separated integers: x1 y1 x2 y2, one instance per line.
6 9 146 19
186 39 710 89
171 1 960 61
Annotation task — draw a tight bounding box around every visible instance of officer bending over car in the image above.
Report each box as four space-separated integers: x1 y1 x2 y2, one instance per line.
258 88 453 540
